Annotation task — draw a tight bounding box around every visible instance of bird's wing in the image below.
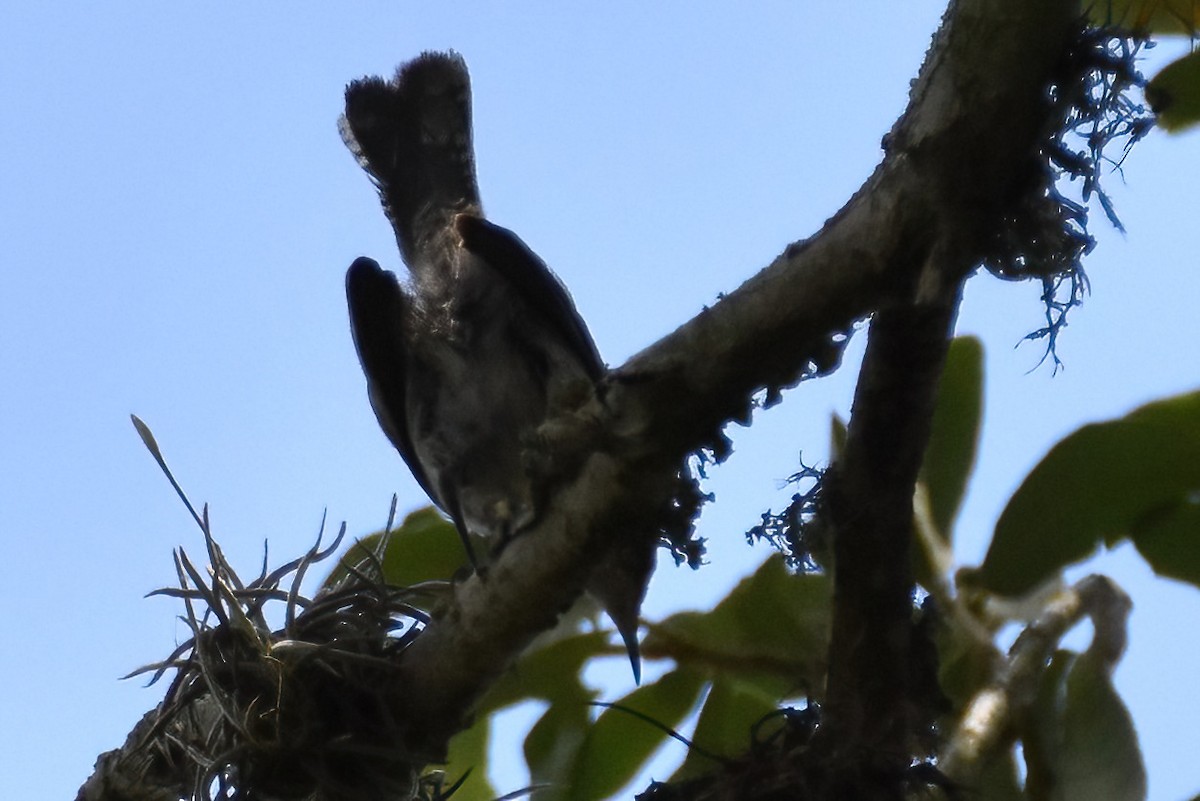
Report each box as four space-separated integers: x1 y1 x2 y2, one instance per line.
345 257 440 506
455 213 606 381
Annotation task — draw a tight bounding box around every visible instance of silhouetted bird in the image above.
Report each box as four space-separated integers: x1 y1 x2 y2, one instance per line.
341 51 650 679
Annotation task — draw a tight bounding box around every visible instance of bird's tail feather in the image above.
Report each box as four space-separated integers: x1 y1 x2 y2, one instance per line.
340 51 480 265
587 540 655 684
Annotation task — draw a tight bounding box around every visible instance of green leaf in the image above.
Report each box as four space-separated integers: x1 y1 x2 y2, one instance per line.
566 668 708 800
1022 649 1146 801
1056 649 1146 801
975 746 1026 801
479 631 610 714
321 506 467 591
920 336 984 541
488 635 614 801
440 715 496 801
1131 494 1200 587
1024 649 1076 798
936 618 998 709
1087 0 1199 35
525 694 592 801
644 556 830 688
1147 50 1200 133
673 673 791 780
980 391 1200 596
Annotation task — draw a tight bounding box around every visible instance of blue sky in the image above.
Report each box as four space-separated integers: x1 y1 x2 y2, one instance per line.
3 4 1198 799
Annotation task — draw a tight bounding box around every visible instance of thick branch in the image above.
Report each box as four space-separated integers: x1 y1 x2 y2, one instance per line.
392 0 1084 755
86 1 1099 794
392 452 636 753
611 0 1081 455
391 0 1085 765
820 276 963 772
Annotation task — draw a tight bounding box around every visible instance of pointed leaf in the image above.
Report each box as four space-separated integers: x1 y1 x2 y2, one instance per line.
1024 649 1075 799
441 716 496 801
566 668 708 800
1057 650 1146 801
322 506 467 590
1021 649 1146 801
131 414 165 461
479 631 610 713
981 391 1200 596
644 556 830 687
673 674 791 781
920 336 984 541
1130 494 1200 587
524 694 592 800
1148 50 1200 132
376 506 470 585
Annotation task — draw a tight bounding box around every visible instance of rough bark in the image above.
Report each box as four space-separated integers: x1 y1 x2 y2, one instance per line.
395 0 1083 760
80 1 1097 798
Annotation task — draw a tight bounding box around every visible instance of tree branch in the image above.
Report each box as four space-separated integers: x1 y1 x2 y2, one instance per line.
941 576 1132 785
396 0 1086 760
819 277 963 777
82 1 1106 796
612 0 1082 454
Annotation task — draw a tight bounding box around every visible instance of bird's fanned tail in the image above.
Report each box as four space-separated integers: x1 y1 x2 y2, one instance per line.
340 52 480 265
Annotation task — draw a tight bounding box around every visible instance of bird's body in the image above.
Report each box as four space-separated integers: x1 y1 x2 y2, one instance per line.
341 52 649 676
349 237 600 547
